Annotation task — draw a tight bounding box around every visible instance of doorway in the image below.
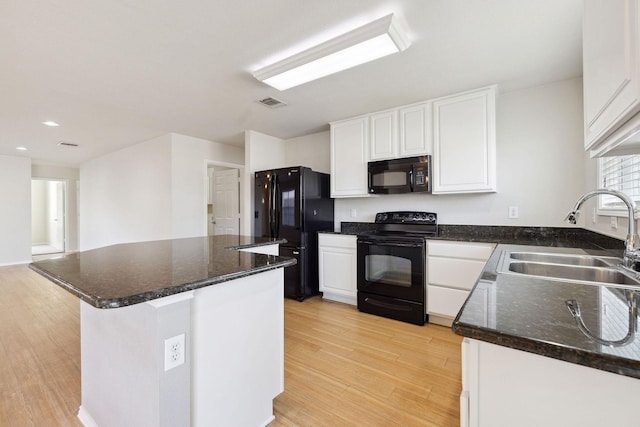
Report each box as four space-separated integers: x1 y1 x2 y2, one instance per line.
207 165 241 236
31 179 66 255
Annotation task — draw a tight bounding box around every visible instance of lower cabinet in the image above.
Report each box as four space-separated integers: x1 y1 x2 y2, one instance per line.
461 338 640 427
427 240 495 326
318 233 357 305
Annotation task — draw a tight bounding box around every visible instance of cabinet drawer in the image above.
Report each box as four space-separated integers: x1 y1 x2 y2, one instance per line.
428 241 494 259
428 286 469 318
318 233 356 249
428 257 486 290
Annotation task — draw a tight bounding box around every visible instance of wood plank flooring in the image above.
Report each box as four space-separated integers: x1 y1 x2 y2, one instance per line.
272 298 462 427
0 264 461 426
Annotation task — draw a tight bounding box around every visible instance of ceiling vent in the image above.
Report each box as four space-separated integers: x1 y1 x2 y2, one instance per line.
58 141 79 147
257 97 287 108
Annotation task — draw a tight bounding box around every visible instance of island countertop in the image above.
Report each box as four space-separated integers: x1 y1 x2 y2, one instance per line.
453 244 640 379
29 235 295 309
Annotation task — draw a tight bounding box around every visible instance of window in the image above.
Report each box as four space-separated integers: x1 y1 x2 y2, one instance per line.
598 155 640 216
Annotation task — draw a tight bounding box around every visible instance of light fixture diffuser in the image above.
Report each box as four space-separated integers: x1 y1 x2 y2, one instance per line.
253 14 410 90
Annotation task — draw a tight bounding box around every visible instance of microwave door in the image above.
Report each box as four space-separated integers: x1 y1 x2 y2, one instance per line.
369 165 412 194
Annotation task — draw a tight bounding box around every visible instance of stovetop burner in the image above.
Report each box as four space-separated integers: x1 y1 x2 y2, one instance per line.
357 211 438 240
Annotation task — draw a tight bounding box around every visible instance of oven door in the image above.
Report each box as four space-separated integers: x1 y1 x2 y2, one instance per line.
357 238 425 302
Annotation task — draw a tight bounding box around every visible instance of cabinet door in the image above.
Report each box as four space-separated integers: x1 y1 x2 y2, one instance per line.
399 102 431 157
318 234 357 305
369 110 398 161
330 118 369 197
584 0 640 150
432 86 496 194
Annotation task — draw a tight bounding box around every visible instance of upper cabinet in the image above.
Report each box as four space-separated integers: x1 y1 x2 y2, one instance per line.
399 102 432 158
369 103 433 161
369 109 399 161
584 0 640 156
330 116 370 198
329 85 496 198
432 86 497 194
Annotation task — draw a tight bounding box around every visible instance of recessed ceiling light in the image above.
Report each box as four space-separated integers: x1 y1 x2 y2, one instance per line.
16 146 28 151
42 121 60 127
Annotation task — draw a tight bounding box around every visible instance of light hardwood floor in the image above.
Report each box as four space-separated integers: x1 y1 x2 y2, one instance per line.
1 264 461 427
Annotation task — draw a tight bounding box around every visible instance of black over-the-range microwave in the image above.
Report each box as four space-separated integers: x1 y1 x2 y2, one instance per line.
368 155 432 194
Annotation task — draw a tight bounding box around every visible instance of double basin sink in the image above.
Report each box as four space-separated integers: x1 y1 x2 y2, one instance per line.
498 250 640 289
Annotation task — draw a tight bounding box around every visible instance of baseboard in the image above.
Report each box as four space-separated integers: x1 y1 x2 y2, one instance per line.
77 406 99 427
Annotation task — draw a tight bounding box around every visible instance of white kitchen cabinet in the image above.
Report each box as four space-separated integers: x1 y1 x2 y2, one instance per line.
369 103 432 161
583 0 640 156
399 102 432 158
427 240 495 326
318 233 357 305
330 117 369 197
461 338 640 427
432 86 496 194
369 109 398 161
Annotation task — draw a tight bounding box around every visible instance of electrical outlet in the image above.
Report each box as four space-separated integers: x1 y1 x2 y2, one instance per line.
611 216 618 231
508 206 519 219
164 334 185 371
350 208 357 218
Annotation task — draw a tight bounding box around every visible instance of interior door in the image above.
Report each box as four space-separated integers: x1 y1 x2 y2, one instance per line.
212 169 240 236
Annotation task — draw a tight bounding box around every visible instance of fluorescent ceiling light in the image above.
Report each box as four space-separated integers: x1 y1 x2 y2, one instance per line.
42 121 60 127
253 14 410 91
16 146 27 151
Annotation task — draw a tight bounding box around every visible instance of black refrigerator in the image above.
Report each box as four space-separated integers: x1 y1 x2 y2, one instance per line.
254 166 334 301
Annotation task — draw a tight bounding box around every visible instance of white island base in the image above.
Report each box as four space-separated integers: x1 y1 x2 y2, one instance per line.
77 268 284 427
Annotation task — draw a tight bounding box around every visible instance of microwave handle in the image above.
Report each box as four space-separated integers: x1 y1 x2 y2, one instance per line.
409 166 414 192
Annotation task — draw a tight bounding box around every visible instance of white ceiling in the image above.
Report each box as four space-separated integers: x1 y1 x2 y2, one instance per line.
1 0 583 167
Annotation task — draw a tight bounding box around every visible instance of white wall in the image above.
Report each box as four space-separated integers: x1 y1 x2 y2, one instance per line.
80 133 244 250
285 131 330 174
0 155 32 265
31 180 47 245
333 78 586 228
80 134 174 250
32 164 80 251
171 133 244 238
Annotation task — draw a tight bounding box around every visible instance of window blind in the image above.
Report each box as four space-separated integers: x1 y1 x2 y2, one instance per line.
598 155 640 213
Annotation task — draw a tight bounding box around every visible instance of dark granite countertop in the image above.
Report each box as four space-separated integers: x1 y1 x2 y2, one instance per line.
453 244 640 379
29 235 294 309
337 222 625 250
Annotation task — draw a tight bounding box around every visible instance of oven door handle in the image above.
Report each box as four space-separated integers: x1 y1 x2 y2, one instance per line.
358 239 424 248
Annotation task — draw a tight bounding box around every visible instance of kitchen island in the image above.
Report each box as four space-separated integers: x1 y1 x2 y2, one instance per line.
453 244 640 427
29 235 295 427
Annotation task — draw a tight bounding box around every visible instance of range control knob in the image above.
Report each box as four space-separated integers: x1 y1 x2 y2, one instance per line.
427 214 436 222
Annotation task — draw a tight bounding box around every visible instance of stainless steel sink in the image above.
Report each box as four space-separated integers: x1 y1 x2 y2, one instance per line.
507 261 640 286
509 251 616 267
498 250 640 288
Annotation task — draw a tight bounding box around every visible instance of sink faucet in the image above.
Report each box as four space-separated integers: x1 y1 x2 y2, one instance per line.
565 189 640 272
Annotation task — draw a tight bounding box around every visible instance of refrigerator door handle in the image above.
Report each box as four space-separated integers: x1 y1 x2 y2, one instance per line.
269 174 276 238
274 174 280 238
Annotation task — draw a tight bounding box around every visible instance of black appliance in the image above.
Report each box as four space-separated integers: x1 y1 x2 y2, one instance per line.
357 211 438 325
368 155 432 194
254 166 334 301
